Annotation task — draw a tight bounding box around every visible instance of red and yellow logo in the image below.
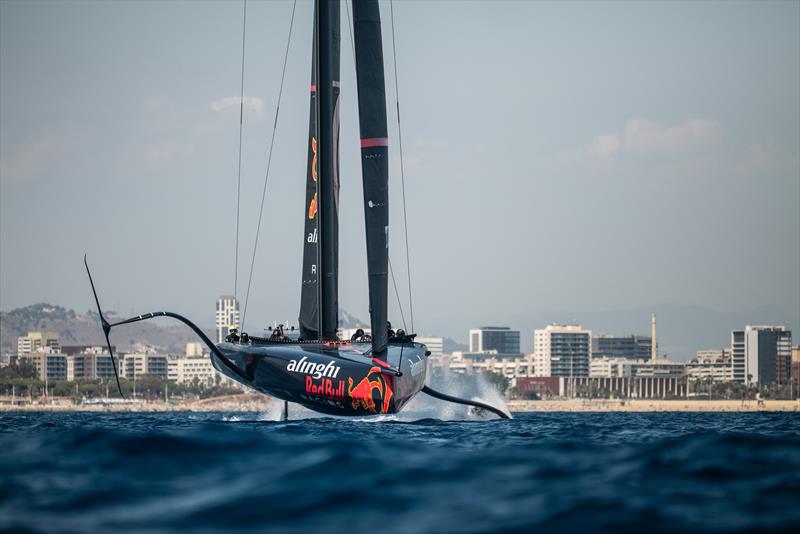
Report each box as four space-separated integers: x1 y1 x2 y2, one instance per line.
308 192 317 220
311 137 318 182
347 366 393 414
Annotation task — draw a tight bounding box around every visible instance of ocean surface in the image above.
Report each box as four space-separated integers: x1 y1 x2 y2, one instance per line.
2 409 799 533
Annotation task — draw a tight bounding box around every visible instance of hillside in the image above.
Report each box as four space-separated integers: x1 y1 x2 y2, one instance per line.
0 303 376 354
0 303 210 354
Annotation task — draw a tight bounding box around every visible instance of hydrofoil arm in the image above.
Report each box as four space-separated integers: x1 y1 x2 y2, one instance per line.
421 385 510 419
84 255 250 397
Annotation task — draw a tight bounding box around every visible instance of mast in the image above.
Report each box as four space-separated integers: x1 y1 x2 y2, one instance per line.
317 0 341 340
299 4 320 340
352 0 389 354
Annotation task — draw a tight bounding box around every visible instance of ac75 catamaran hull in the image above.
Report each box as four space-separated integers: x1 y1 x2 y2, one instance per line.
212 341 428 417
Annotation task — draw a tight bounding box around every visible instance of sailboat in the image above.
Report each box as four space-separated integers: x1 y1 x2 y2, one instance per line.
85 0 508 420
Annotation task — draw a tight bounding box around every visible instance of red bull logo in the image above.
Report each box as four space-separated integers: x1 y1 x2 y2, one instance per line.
347 366 393 414
308 192 317 220
306 376 345 398
311 137 318 182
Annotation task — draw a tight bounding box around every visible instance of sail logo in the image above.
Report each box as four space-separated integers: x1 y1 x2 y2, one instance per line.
308 192 317 220
307 228 317 243
367 200 385 208
311 137 318 182
408 355 425 377
287 356 340 379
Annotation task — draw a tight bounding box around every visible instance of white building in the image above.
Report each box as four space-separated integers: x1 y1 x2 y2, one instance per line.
168 356 217 385
415 336 444 355
533 324 592 377
216 296 240 343
448 351 534 380
590 357 631 378
731 326 793 384
185 342 206 357
168 355 237 386
685 349 733 382
590 356 685 379
17 331 59 356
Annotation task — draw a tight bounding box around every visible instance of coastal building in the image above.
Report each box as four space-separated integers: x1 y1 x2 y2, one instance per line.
568 376 687 399
168 355 220 385
592 334 653 360
215 296 240 343
61 345 116 356
415 336 444 356
469 327 521 355
22 350 68 381
685 349 733 382
448 351 534 379
590 357 685 379
515 375 688 399
533 324 591 377
17 331 59 356
185 342 206 357
67 351 120 381
731 326 792 385
590 357 632 378
120 353 169 380
792 346 800 393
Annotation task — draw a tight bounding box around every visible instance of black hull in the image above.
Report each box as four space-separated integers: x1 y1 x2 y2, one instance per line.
212 340 427 417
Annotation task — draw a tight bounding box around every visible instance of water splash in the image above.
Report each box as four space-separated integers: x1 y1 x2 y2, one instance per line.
400 368 512 421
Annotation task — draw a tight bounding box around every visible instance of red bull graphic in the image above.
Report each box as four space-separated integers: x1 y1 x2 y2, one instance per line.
308 192 317 220
311 137 318 182
347 366 393 414
306 376 345 398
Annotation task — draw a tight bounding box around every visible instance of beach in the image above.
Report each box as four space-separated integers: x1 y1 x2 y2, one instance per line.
3 396 799 413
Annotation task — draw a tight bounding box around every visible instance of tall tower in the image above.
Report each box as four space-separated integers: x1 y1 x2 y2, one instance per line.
651 313 657 361
215 296 240 343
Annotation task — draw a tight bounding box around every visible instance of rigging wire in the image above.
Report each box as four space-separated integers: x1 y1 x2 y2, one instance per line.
234 0 248 307
389 0 415 333
241 0 298 329
389 258 408 333
345 0 407 334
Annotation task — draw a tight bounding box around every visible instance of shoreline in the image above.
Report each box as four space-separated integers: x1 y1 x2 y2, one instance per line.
2 396 799 413
507 399 800 412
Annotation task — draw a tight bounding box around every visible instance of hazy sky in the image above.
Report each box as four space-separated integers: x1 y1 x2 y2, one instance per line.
1 0 798 353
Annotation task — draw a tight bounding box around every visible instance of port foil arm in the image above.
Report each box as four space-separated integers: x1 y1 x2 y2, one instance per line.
421 385 510 419
84 256 251 397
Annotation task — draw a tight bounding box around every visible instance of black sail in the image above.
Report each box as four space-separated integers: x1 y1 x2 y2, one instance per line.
352 0 389 354
316 0 341 340
299 3 320 340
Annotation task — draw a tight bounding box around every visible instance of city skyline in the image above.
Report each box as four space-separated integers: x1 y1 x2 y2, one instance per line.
1 1 798 358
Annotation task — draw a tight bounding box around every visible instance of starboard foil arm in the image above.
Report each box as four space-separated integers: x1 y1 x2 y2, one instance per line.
421 385 510 419
84 255 250 397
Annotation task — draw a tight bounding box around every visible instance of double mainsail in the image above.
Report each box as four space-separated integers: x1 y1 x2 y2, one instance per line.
299 0 390 355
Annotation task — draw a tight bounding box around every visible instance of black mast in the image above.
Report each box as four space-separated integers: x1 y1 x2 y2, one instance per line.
316 0 341 340
299 3 320 341
352 0 389 354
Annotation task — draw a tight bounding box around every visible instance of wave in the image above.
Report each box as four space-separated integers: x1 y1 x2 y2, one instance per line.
1 412 799 533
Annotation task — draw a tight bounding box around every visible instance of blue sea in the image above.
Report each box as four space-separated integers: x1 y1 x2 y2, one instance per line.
1 410 799 533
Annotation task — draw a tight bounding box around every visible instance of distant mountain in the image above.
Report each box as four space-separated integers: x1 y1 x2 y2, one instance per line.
0 304 372 353
0 303 211 354
443 337 468 353
338 308 366 329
